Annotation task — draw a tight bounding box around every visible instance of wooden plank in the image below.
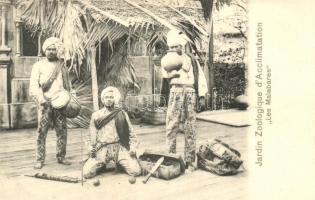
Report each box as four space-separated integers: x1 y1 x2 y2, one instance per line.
0 123 246 152
0 139 247 167
0 121 248 182
0 134 247 164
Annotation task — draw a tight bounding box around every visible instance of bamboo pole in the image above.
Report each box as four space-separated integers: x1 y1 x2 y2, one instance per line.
205 3 215 109
37 31 42 56
89 47 99 111
208 20 214 95
150 49 155 111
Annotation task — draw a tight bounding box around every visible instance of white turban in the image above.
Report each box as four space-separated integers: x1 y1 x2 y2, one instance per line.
42 37 62 52
101 86 121 105
167 29 188 47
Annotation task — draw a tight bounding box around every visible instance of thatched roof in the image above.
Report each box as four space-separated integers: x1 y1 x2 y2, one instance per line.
18 0 208 65
82 0 208 38
87 0 206 25
18 0 248 66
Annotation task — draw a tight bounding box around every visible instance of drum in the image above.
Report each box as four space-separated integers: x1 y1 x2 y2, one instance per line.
50 90 81 118
50 90 70 109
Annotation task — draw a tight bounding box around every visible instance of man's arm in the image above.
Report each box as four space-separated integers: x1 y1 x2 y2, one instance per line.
196 61 208 112
181 54 192 72
29 64 45 104
197 61 208 97
87 113 97 151
162 67 180 79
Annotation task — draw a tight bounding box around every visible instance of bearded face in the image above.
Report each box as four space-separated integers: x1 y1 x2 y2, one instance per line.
45 45 58 61
43 37 65 61
103 91 115 108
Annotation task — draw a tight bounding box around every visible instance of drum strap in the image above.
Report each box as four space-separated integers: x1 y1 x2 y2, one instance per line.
41 61 63 93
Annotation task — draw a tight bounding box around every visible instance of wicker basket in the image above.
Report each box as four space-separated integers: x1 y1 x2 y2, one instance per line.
142 110 166 125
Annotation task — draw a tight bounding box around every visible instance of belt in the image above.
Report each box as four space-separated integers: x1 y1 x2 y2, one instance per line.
171 84 195 89
94 141 120 152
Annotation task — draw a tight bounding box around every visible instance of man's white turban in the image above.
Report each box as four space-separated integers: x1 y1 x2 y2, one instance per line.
166 29 188 47
101 86 121 105
42 37 62 52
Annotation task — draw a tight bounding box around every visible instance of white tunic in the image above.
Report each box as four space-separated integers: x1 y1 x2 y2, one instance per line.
29 58 65 103
87 108 138 152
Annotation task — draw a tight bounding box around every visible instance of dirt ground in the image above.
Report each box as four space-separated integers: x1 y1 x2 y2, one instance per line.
0 120 249 200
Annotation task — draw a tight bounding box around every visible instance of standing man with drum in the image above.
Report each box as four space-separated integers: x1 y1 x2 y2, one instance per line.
29 37 73 169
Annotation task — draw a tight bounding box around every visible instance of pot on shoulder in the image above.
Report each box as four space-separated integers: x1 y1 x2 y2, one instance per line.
161 51 183 72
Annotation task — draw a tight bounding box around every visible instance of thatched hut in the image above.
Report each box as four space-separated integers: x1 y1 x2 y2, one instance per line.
0 0 246 129
0 0 209 129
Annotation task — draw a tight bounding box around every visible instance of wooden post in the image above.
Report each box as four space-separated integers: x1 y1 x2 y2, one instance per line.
89 47 99 111
37 31 42 56
204 1 215 109
15 19 23 56
150 50 155 111
0 3 12 129
1 5 7 47
208 21 215 94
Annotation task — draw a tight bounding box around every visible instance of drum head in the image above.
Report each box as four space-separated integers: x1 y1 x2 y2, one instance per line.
62 94 81 118
51 90 70 109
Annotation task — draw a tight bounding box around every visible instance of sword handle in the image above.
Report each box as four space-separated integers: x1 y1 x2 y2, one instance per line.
142 173 152 184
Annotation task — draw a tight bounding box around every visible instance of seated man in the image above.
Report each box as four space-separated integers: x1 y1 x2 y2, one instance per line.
83 87 141 178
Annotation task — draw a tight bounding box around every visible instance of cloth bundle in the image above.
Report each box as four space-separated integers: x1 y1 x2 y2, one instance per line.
197 138 243 175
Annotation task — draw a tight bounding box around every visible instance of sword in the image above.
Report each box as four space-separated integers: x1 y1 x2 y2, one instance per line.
142 156 164 184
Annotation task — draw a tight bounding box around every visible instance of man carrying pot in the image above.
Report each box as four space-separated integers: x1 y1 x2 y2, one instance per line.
162 29 208 172
29 37 73 169
83 87 141 179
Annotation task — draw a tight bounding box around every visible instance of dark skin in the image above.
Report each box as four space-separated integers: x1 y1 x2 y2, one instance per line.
103 91 115 111
90 91 136 157
45 45 58 61
168 45 182 55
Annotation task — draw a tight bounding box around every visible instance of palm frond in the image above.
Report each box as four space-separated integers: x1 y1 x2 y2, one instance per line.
59 1 88 67
84 18 128 51
174 19 203 44
105 40 140 91
146 31 167 52
198 0 232 20
19 0 88 73
215 0 232 10
167 5 208 36
198 0 214 20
